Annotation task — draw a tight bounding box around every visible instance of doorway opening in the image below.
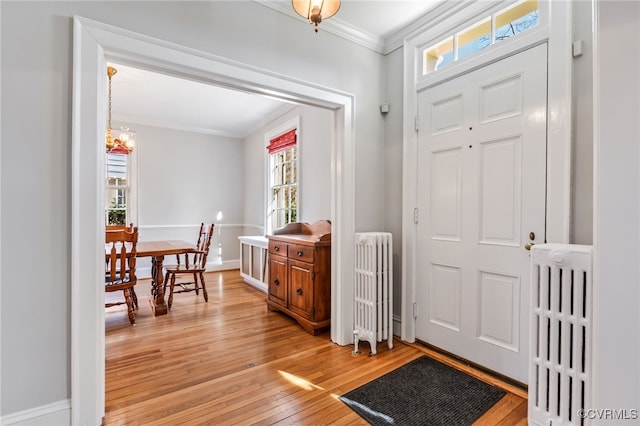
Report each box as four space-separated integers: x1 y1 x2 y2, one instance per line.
72 16 355 425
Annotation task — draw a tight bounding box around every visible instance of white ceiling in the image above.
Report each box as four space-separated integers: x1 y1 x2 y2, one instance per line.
110 0 443 139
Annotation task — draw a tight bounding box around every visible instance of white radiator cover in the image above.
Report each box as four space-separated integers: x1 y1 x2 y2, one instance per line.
353 232 393 355
529 244 593 426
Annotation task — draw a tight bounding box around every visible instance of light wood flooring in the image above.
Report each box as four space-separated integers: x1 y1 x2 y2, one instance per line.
105 270 527 425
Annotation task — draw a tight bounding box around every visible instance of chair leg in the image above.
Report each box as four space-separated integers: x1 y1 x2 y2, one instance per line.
123 287 136 325
131 286 138 309
200 272 208 302
163 271 170 294
168 273 176 310
193 273 199 295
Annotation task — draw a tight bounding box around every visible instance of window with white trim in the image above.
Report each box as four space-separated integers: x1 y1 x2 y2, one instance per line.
105 152 130 225
423 0 539 74
267 129 298 233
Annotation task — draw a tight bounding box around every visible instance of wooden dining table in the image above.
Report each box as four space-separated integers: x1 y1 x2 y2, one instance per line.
136 240 197 315
106 239 196 316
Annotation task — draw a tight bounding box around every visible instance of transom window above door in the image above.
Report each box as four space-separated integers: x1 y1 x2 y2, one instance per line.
423 0 539 74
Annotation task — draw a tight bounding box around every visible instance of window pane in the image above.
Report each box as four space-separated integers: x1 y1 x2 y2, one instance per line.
292 149 298 183
107 153 127 179
424 37 454 74
495 0 539 44
457 17 491 61
106 152 128 224
269 145 298 231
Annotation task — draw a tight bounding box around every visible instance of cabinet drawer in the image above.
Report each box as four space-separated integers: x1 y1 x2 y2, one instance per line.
288 243 314 263
269 240 288 256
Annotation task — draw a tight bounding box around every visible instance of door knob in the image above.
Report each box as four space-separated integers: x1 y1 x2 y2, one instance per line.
525 242 535 251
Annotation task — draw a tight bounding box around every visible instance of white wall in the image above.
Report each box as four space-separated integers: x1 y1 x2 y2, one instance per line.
571 0 594 245
383 48 404 318
133 123 244 227
242 104 333 233
0 0 385 418
593 0 640 415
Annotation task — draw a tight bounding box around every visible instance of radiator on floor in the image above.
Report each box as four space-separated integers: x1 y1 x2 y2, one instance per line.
529 244 593 426
353 232 393 356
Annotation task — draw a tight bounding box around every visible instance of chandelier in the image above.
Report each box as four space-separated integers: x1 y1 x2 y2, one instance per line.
292 0 341 33
106 66 136 154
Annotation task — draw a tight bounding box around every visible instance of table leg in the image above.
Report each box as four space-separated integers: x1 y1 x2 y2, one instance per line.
148 255 168 316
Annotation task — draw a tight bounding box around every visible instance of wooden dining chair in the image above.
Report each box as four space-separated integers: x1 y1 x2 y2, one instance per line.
105 223 138 308
163 223 215 309
105 227 139 324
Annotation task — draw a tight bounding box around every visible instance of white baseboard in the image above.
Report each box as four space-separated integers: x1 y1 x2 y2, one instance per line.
208 259 240 272
393 315 402 337
1 399 71 425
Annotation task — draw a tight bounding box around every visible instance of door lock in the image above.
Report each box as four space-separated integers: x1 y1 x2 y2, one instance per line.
525 232 536 250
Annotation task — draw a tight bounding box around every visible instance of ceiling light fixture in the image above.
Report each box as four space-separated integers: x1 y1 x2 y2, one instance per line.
292 0 340 33
105 66 135 154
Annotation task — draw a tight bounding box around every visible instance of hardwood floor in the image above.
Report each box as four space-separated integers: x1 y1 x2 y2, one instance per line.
105 270 527 425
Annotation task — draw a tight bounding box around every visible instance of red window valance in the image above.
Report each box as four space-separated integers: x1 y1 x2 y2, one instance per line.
109 145 131 155
266 129 297 154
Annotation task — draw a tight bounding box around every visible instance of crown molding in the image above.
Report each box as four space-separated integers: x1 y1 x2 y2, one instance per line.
113 113 244 138
255 0 385 54
255 0 482 56
114 102 297 139
383 1 478 54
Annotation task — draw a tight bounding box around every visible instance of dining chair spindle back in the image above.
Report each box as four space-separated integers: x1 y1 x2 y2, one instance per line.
163 223 215 309
105 227 139 324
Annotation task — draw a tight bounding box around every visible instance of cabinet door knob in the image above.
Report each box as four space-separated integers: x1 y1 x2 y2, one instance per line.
296 287 303 295
274 278 280 286
297 250 303 256
274 246 280 251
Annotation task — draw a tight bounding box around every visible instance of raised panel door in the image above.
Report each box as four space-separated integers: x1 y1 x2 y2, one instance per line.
268 254 288 308
288 258 314 320
415 44 547 383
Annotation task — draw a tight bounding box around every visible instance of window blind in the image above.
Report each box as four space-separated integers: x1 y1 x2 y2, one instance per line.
266 129 297 154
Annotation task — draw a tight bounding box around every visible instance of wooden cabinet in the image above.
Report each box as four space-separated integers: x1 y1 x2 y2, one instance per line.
267 220 331 335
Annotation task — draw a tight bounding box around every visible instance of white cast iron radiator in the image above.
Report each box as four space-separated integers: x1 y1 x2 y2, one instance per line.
529 244 593 426
353 232 393 356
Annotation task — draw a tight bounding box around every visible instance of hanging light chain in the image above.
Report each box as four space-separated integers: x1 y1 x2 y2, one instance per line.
106 66 118 151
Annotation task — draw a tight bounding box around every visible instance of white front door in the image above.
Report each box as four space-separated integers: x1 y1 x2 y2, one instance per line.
415 44 548 383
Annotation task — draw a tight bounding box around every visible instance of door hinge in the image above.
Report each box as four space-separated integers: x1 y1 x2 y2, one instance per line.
414 115 420 132
414 208 419 224
413 302 418 319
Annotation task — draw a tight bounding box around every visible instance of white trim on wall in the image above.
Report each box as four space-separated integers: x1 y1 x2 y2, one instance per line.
135 223 244 278
0 399 70 426
72 16 355 425
592 0 640 412
400 0 572 343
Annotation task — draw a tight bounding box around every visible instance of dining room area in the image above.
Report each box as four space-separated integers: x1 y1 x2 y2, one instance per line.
100 61 347 421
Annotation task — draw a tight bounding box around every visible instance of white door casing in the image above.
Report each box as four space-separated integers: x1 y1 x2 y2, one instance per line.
415 44 548 383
